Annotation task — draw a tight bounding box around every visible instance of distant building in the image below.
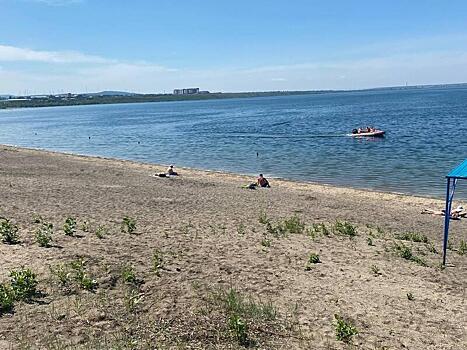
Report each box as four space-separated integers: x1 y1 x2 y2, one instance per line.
173 88 200 95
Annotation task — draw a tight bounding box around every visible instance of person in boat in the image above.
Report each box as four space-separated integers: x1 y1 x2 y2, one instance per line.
257 174 271 188
167 165 178 176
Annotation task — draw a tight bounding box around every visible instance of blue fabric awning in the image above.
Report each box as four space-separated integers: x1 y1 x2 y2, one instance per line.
447 159 467 179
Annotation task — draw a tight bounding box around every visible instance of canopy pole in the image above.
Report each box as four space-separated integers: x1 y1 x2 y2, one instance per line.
442 177 457 265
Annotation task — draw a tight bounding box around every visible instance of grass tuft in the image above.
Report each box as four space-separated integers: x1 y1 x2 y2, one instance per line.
334 314 358 343
0 219 20 244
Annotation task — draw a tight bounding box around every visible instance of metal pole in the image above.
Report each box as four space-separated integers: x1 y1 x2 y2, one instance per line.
442 178 451 265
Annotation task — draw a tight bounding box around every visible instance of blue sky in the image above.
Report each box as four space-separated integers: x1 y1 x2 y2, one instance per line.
1 0 467 94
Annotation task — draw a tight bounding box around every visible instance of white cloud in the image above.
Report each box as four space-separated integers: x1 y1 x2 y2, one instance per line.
0 44 113 64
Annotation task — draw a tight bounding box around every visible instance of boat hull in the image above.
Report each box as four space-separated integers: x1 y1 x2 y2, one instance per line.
347 130 385 137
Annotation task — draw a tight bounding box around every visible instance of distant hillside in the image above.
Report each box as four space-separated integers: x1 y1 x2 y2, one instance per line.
85 91 139 97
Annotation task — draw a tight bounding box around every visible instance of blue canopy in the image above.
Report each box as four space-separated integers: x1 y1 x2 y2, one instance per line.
443 159 467 265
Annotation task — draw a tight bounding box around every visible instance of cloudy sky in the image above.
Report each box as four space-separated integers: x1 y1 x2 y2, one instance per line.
1 0 467 94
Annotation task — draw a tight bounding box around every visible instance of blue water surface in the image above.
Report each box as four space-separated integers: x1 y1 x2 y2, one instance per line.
1 86 466 199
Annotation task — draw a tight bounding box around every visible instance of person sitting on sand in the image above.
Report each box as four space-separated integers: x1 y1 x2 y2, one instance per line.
257 174 270 188
167 165 178 176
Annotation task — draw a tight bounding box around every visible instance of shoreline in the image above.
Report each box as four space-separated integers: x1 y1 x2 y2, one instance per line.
0 143 453 204
0 143 465 349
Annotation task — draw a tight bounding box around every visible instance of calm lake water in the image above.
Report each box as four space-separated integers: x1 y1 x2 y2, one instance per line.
1 87 466 199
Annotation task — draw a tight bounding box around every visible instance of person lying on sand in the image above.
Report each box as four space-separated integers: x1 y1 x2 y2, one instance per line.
421 206 466 219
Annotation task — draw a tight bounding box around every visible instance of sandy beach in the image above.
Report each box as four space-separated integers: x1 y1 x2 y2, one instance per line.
0 145 465 349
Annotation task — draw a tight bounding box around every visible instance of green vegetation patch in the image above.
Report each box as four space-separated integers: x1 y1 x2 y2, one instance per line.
0 218 20 244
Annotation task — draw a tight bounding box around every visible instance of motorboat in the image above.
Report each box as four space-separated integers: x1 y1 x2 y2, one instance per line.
347 129 385 137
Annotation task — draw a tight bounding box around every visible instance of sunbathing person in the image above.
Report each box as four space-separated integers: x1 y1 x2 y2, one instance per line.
257 174 271 188
167 165 178 176
421 206 466 218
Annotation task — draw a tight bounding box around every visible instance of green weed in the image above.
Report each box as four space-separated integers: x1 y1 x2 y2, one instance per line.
121 216 136 234
32 214 44 224
367 237 374 246
407 292 414 301
121 264 137 284
392 242 427 266
63 217 77 236
35 222 53 247
0 283 15 314
0 219 19 244
305 253 321 270
261 238 271 247
10 268 38 301
258 211 269 224
229 314 249 346
95 225 109 239
334 314 358 343
80 221 90 232
69 259 97 291
333 221 357 237
458 240 467 255
152 250 163 276
236 223 246 235
395 232 429 244
282 215 305 234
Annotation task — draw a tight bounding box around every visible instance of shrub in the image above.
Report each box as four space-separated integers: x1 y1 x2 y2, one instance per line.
334 314 358 343
35 222 53 247
80 221 90 232
63 217 76 236
0 219 19 244
0 283 15 314
333 221 357 237
395 232 429 244
121 217 136 234
10 268 38 301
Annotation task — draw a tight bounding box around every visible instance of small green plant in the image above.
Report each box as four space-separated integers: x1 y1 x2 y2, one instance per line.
458 240 467 256
0 283 15 314
63 217 76 236
392 242 427 266
428 244 438 254
333 221 357 237
258 211 269 224
395 232 429 244
305 253 321 270
10 268 38 301
121 264 137 284
152 250 163 275
95 225 108 239
407 292 414 301
229 314 249 346
69 259 97 291
367 237 374 246
121 216 136 234
49 264 72 288
334 314 358 343
80 221 90 232
308 223 330 238
35 222 53 247
370 265 381 276
0 219 19 244
282 215 305 234
125 288 143 313
261 238 271 247
236 223 246 235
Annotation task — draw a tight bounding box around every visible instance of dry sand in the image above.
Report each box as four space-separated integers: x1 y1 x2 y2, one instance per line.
0 145 465 349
